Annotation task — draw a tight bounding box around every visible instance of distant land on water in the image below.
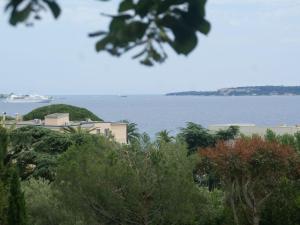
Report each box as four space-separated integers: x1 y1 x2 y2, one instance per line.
166 86 300 96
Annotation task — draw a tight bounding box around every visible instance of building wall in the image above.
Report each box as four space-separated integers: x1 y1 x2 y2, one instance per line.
89 123 111 135
45 116 69 126
111 124 127 144
90 123 128 144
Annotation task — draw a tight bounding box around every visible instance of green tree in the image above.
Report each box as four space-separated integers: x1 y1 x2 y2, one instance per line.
0 127 9 225
179 122 216 154
278 134 297 149
264 130 300 154
178 123 239 155
156 129 174 144
199 137 300 225
9 126 72 181
0 180 7 225
54 137 215 225
23 178 83 225
120 120 140 144
260 179 300 225
61 126 95 134
179 123 239 190
4 0 210 66
0 127 8 171
264 129 277 142
215 126 239 141
7 168 27 225
23 104 102 121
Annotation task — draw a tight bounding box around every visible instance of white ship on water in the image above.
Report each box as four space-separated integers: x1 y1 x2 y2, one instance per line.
5 94 53 103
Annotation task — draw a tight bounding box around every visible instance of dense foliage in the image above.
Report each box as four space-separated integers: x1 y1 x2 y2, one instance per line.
22 179 80 225
7 168 27 225
199 137 300 225
4 0 210 66
9 126 73 181
23 104 102 121
0 127 8 225
178 122 239 154
265 129 300 153
0 127 28 225
57 139 193 224
261 179 300 225
119 120 140 144
2 121 300 225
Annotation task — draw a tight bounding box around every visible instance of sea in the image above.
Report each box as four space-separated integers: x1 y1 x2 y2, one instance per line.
1 95 300 137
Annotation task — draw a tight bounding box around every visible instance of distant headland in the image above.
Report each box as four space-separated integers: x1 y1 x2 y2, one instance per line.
166 86 300 96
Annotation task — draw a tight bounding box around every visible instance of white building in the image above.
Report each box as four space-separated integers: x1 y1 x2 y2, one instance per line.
5 113 128 144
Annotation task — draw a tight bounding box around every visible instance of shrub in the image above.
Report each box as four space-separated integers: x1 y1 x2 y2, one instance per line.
23 104 102 121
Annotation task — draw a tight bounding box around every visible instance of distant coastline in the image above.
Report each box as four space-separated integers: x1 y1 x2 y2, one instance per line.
166 86 300 96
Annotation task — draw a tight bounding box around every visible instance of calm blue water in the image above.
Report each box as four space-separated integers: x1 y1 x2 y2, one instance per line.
1 95 300 136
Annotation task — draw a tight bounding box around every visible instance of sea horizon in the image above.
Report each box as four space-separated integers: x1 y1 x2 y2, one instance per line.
2 95 300 137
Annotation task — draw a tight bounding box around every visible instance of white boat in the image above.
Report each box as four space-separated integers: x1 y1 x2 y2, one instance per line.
5 94 53 103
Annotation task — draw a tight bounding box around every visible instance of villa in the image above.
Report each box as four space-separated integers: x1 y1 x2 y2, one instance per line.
4 113 128 144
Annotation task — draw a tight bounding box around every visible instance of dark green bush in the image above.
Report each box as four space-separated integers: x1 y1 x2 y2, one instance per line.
23 104 102 121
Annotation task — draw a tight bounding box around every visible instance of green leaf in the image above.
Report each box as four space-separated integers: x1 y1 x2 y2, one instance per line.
119 0 135 12
95 37 111 52
43 0 61 19
109 15 131 32
135 0 156 18
140 58 153 66
183 0 209 32
9 3 32 26
197 19 211 35
126 21 148 39
159 15 198 55
171 27 198 55
157 0 186 14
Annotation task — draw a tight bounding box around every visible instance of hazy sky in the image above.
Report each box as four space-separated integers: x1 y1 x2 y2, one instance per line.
1 0 300 95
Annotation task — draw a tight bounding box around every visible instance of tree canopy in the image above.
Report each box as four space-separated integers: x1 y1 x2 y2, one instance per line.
2 122 300 225
7 168 27 225
55 137 223 225
9 126 73 181
0 127 28 225
23 104 102 121
178 122 239 154
4 0 210 66
198 137 300 225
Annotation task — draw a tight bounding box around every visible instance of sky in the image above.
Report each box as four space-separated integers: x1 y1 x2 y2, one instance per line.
0 0 300 95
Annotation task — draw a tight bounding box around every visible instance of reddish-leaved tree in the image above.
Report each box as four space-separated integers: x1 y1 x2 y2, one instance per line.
198 137 300 225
